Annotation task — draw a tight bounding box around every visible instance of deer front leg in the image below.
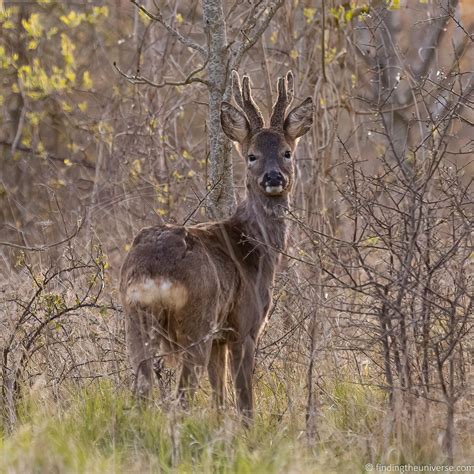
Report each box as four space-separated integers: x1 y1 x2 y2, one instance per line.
229 335 256 422
208 341 228 408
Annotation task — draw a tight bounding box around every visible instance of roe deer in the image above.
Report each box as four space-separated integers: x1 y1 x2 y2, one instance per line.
120 70 313 420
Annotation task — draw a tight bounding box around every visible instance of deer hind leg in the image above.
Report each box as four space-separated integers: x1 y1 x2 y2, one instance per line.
208 341 228 408
177 339 212 407
229 336 256 422
125 305 158 400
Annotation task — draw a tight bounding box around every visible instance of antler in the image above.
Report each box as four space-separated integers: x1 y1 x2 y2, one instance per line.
269 71 294 129
232 70 264 133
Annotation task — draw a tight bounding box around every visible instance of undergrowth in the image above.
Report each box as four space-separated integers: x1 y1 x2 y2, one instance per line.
1 377 470 474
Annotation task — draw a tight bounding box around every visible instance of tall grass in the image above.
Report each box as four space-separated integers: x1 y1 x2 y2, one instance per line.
2 375 470 474
1 381 312 474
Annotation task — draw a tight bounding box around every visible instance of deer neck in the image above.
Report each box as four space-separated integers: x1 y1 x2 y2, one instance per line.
232 188 289 253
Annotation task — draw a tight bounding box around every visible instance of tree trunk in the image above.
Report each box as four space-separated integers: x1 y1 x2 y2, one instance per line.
203 0 236 219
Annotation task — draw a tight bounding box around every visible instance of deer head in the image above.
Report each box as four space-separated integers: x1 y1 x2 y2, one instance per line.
221 71 313 199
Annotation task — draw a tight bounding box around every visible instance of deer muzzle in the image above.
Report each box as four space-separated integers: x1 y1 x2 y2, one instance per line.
261 170 287 195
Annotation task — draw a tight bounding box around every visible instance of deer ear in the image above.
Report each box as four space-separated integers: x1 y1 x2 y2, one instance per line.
221 101 250 144
284 97 313 140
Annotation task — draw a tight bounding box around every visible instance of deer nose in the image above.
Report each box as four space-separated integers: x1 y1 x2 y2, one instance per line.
263 170 284 187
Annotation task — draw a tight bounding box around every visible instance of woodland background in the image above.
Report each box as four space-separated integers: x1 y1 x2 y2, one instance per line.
0 0 473 472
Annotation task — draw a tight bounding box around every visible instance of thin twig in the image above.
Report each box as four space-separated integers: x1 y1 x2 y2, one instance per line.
321 0 327 82
182 177 222 225
231 0 284 69
113 61 210 88
130 0 207 58
0 217 84 252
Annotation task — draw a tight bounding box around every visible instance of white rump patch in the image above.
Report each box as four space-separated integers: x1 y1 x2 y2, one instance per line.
126 277 188 309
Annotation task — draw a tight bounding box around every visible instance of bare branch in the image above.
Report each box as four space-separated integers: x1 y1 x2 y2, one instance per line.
130 0 207 58
0 218 84 252
0 141 95 169
231 0 284 69
411 0 460 79
113 61 210 88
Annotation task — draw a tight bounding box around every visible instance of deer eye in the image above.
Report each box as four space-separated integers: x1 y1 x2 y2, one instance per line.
248 154 257 163
284 150 292 159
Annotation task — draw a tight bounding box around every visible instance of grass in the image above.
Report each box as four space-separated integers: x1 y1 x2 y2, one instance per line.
0 377 471 473
0 381 313 474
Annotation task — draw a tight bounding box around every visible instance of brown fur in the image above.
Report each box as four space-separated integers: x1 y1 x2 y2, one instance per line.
120 71 313 420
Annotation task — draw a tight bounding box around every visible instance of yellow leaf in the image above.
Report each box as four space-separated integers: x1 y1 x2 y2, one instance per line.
22 13 43 38
65 68 76 83
149 117 158 130
362 236 380 246
50 179 66 189
21 136 31 147
270 31 278 44
156 208 167 216
61 101 72 113
290 49 299 60
37 142 46 158
78 101 88 112
18 64 31 75
50 73 67 92
82 70 93 90
27 91 43 100
46 27 58 39
95 6 108 17
157 194 167 204
60 33 75 66
0 7 14 22
130 159 142 178
60 11 86 28
64 159 73 167
26 111 40 126
60 13 71 26
387 0 400 10
303 7 316 23
172 170 184 180
176 13 184 24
